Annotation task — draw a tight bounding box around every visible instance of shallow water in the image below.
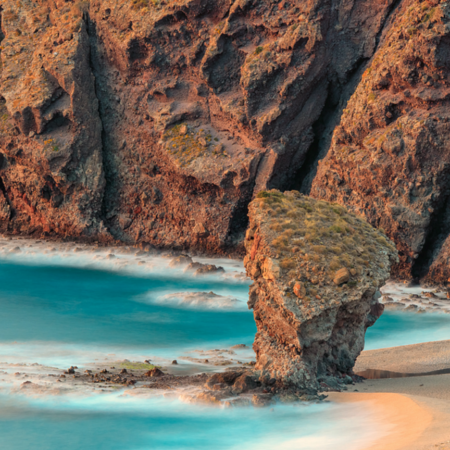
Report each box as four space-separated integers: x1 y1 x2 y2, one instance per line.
0 260 255 367
365 310 450 350
0 238 447 449
0 393 388 450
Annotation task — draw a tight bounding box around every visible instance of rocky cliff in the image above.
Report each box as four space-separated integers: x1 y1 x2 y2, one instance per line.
244 190 398 389
310 0 450 283
0 0 448 283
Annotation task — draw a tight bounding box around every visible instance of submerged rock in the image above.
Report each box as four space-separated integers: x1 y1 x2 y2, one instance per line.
158 291 241 310
244 190 398 390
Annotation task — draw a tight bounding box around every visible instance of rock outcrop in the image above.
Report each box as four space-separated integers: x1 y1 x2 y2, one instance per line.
0 0 398 251
311 0 450 283
244 190 398 389
0 0 449 284
0 0 105 238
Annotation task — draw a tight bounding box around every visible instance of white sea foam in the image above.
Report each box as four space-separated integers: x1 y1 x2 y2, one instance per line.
148 291 245 310
0 391 390 450
0 237 250 284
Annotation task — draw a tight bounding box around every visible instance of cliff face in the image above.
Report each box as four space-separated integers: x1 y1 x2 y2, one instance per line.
0 0 105 238
244 190 398 388
311 0 450 283
0 0 448 283
0 0 396 251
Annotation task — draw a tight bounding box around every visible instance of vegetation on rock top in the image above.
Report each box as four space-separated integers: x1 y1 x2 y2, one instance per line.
250 190 397 305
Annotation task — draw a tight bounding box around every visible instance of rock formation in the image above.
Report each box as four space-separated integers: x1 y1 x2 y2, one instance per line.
310 0 450 283
0 0 448 283
244 190 398 388
0 0 105 238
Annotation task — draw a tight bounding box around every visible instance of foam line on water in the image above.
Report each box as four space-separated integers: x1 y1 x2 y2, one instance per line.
0 391 390 450
0 237 250 285
137 290 247 311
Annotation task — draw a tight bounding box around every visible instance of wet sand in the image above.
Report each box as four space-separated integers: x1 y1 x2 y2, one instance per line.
331 340 450 450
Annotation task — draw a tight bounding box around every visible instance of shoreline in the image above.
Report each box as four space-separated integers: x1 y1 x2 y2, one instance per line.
328 392 434 450
331 339 450 450
328 390 450 450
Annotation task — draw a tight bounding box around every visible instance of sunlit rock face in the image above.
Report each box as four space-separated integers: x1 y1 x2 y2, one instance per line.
0 0 396 253
244 190 398 389
0 1 105 239
311 0 450 283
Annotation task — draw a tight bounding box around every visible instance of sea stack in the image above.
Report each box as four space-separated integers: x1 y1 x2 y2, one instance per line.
244 190 398 389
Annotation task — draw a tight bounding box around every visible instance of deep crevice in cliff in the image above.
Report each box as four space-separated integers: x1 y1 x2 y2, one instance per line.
85 14 113 236
411 193 450 280
288 58 369 194
288 0 404 195
0 173 14 221
375 0 404 48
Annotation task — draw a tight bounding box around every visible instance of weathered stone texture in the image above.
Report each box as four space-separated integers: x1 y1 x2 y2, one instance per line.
311 0 450 283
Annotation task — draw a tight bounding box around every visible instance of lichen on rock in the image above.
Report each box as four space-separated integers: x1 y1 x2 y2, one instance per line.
244 190 398 390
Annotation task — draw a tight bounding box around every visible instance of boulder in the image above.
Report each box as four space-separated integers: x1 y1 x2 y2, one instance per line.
244 190 398 390
145 368 164 377
169 255 193 267
232 374 258 394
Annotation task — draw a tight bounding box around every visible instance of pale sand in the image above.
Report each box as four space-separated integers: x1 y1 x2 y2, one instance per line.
355 340 450 374
330 340 450 450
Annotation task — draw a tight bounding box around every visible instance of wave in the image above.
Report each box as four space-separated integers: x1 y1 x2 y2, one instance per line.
0 237 250 284
151 291 245 311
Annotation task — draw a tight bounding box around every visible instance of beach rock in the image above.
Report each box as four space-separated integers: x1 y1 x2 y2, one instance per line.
383 302 406 311
232 374 258 394
169 255 193 268
145 368 164 378
194 265 225 277
405 304 419 312
184 262 204 272
244 190 398 390
205 371 243 390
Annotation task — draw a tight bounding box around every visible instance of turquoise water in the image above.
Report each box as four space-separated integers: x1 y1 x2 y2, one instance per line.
0 260 255 366
365 310 450 350
0 242 449 450
0 393 385 450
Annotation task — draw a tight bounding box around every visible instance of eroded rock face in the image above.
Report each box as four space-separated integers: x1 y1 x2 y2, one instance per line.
0 0 396 253
244 190 398 389
0 1 105 238
311 0 450 283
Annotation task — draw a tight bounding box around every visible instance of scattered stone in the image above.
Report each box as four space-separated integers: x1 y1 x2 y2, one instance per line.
145 368 164 377
383 302 406 311
194 264 225 276
169 255 193 267
405 304 419 312
333 268 350 285
230 344 248 350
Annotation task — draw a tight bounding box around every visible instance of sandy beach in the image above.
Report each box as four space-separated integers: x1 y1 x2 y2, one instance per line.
330 340 450 450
